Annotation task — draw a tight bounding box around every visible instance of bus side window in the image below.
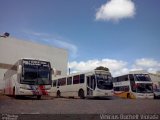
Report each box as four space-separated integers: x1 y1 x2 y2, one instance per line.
129 74 136 92
129 74 134 81
58 79 60 86
80 74 85 83
67 77 72 85
124 86 129 92
58 78 66 86
53 80 57 87
73 75 79 84
124 75 128 81
91 75 96 90
87 76 89 86
114 87 120 91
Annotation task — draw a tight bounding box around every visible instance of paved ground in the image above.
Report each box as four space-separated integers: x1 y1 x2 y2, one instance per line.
0 94 160 114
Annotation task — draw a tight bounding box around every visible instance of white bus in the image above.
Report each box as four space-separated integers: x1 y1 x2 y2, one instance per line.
149 73 160 99
113 73 154 99
50 70 114 99
3 58 52 99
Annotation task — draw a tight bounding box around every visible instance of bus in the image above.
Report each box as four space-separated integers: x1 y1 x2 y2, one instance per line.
50 70 113 99
113 73 154 99
3 58 52 99
149 73 160 99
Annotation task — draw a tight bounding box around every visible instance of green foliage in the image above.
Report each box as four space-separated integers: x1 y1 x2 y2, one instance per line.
95 66 109 71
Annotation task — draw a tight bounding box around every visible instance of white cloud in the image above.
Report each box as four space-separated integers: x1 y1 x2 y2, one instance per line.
96 0 136 22
69 58 160 76
23 31 78 59
134 58 160 68
68 59 129 76
133 58 160 73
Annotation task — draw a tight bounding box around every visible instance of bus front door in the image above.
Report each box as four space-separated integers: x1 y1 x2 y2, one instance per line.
87 75 96 96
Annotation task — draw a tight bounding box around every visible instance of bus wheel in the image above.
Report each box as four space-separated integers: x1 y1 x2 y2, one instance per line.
79 89 85 99
127 93 131 99
37 95 41 100
57 91 61 98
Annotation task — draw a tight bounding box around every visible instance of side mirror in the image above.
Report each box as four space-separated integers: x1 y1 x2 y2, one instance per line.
18 65 22 74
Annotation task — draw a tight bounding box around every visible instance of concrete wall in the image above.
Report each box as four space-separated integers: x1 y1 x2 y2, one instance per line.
0 37 68 89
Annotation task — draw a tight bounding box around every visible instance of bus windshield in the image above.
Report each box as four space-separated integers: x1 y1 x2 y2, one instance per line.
96 74 113 90
135 74 151 81
21 64 51 85
136 83 153 93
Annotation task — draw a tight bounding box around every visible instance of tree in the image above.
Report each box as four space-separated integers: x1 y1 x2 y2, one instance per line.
95 66 109 71
0 32 10 38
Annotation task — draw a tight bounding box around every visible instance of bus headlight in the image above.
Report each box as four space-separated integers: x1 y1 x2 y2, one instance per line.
20 85 30 90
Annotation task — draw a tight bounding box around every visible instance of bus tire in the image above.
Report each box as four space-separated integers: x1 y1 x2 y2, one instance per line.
127 93 131 99
78 89 85 99
57 90 61 98
37 95 41 100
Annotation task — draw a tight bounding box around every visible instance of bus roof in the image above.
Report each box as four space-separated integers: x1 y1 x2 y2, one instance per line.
52 70 111 80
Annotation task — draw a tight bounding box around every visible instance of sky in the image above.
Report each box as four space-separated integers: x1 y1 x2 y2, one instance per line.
0 0 160 76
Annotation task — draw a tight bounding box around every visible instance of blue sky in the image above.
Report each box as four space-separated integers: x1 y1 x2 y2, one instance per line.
0 0 160 76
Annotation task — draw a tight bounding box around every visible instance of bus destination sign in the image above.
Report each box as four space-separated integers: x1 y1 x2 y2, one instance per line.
22 59 50 67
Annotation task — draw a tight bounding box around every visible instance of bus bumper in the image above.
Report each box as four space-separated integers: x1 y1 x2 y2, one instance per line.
136 93 154 99
93 90 114 97
18 89 51 96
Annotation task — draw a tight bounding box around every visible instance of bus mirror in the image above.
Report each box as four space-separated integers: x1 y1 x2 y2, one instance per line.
18 65 22 74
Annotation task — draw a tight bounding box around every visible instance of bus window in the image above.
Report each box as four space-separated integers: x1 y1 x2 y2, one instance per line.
59 78 66 86
129 74 134 81
87 77 89 86
67 77 72 85
130 74 136 92
114 86 129 92
113 77 118 82
124 86 129 92
58 79 60 86
118 75 128 82
53 80 57 87
87 75 96 90
135 74 151 81
91 75 96 90
114 87 120 91
73 75 79 84
80 74 85 83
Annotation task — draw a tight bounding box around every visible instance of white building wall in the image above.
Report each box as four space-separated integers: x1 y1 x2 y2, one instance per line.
0 37 68 89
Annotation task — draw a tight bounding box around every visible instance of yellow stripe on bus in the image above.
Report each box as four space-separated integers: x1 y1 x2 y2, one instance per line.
114 91 136 99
